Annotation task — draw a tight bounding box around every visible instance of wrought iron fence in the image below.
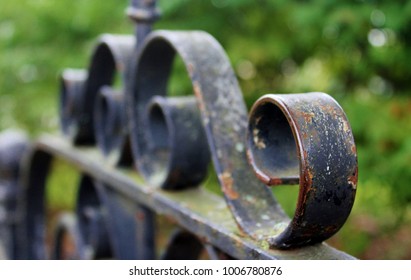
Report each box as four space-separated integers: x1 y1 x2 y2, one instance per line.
0 0 357 260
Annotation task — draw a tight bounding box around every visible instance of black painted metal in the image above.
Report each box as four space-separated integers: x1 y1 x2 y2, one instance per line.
161 230 203 260
247 93 357 249
59 34 135 146
127 0 160 46
76 175 113 259
2 0 359 260
59 68 88 143
19 136 354 259
0 130 29 259
128 30 291 244
94 86 132 166
140 95 211 189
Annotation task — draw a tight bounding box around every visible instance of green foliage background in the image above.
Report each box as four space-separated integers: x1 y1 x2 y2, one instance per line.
1 0 411 259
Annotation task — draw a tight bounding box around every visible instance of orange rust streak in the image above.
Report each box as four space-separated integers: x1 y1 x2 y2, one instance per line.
351 145 357 155
300 111 315 123
268 177 283 186
187 63 195 76
348 166 358 190
219 171 239 200
297 168 314 218
193 81 206 112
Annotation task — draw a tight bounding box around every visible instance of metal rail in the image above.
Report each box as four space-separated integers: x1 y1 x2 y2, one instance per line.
19 135 354 260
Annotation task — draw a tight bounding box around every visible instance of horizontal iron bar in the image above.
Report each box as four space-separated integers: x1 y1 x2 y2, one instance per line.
34 134 354 260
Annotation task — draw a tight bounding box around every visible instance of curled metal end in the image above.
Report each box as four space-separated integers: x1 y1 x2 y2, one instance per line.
247 92 358 249
143 96 211 190
0 130 29 181
59 35 135 146
94 86 130 166
59 69 88 144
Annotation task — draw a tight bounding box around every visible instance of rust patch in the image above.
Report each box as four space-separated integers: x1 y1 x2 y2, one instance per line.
219 171 239 200
193 81 206 112
305 168 314 190
268 177 283 186
253 170 271 186
187 63 195 76
298 168 315 217
321 103 337 116
348 166 358 190
351 145 357 155
302 150 309 160
301 111 315 123
342 119 350 133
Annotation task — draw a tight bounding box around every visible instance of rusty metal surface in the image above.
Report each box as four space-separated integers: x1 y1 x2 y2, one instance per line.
59 34 135 146
94 86 132 166
247 93 358 249
20 135 355 260
135 95 211 189
20 0 359 259
128 31 291 243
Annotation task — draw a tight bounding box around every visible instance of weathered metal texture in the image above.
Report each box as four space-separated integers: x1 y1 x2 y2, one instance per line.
76 175 156 260
0 130 29 259
18 150 155 260
161 230 204 259
94 86 132 166
247 93 358 249
95 182 156 259
136 95 211 189
59 34 135 146
128 30 290 242
51 212 86 260
59 68 88 143
26 136 355 259
204 244 235 260
161 229 233 260
17 147 52 259
76 175 113 259
127 0 160 43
